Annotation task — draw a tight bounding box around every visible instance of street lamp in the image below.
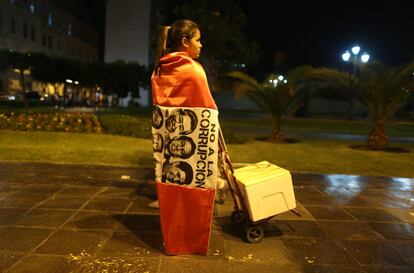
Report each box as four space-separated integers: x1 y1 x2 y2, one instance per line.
268 74 287 87
341 45 370 65
341 45 370 120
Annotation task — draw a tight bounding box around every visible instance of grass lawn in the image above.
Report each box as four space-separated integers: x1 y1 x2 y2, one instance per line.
1 130 413 178
0 130 152 167
221 114 414 137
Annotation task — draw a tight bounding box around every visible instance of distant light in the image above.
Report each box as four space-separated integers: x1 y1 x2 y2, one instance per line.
342 51 351 62
74 81 79 85
65 79 73 83
278 75 284 81
29 2 35 13
48 12 53 27
68 23 72 35
351 46 360 55
8 96 15 100
283 79 287 83
361 53 370 63
273 79 278 85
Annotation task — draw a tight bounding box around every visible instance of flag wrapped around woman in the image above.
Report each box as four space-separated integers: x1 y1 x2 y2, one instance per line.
151 20 219 255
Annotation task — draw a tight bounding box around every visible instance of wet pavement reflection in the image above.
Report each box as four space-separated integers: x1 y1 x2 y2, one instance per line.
0 162 413 273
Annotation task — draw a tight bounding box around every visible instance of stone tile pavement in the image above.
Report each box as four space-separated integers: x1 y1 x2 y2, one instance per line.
0 162 413 273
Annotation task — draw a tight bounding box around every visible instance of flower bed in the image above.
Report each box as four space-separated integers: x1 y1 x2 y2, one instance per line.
0 112 102 133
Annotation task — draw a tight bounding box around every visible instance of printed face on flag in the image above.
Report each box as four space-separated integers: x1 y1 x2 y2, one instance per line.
165 109 197 135
152 106 163 129
166 136 196 159
162 161 193 185
153 133 164 153
153 106 219 189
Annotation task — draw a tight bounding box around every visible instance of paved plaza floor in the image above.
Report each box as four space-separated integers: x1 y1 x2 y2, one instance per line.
0 162 413 273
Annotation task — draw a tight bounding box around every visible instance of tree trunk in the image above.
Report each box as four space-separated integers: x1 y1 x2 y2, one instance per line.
19 69 28 108
367 122 389 150
347 98 354 120
269 116 284 142
269 128 284 142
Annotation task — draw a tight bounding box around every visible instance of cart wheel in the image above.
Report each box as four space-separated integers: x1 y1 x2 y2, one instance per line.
231 209 245 225
243 225 264 243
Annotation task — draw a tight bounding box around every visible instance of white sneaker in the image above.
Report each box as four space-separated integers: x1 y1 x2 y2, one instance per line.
147 200 159 209
217 177 227 190
215 188 228 204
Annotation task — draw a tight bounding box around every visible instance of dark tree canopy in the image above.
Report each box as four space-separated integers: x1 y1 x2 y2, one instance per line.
1 50 148 98
174 0 259 88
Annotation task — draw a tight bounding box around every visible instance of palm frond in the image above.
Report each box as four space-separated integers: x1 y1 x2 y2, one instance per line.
227 70 261 91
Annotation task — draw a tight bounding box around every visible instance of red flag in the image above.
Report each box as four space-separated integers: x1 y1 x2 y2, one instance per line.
151 52 219 255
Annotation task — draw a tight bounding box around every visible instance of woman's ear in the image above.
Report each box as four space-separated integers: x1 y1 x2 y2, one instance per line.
181 37 189 49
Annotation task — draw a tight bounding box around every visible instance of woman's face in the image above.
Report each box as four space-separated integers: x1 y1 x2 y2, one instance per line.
184 29 202 59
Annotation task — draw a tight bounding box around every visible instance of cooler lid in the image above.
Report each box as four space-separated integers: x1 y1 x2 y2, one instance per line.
234 161 288 186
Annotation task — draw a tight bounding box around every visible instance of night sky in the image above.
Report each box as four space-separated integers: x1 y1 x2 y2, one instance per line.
80 0 414 72
236 0 414 71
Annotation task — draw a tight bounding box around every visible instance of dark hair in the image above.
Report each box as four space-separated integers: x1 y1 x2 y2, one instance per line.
153 19 199 73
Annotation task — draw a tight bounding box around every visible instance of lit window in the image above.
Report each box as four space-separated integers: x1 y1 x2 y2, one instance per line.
30 2 35 14
48 12 53 27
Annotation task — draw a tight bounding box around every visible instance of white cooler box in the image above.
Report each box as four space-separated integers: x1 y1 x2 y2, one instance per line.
233 161 296 222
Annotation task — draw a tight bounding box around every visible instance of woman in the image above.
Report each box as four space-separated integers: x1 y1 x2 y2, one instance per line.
152 19 216 109
150 19 220 255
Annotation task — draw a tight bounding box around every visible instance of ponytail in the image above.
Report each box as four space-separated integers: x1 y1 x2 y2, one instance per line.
153 26 171 74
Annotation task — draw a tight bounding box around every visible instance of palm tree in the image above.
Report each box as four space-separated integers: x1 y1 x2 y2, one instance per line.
310 61 414 150
227 66 312 142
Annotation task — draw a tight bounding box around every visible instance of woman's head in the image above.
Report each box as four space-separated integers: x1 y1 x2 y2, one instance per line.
154 20 202 71
168 20 202 58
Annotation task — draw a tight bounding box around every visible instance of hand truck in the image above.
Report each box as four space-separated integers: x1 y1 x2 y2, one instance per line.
218 130 300 243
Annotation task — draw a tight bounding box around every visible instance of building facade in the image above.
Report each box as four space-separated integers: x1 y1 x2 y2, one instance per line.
0 0 98 96
104 0 151 66
104 0 154 106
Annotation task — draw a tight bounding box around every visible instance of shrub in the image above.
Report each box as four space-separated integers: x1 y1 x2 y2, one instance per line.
0 111 241 143
98 114 152 139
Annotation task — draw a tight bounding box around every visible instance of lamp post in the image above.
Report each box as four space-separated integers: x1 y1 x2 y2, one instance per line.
268 74 287 87
342 46 370 75
341 45 370 119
